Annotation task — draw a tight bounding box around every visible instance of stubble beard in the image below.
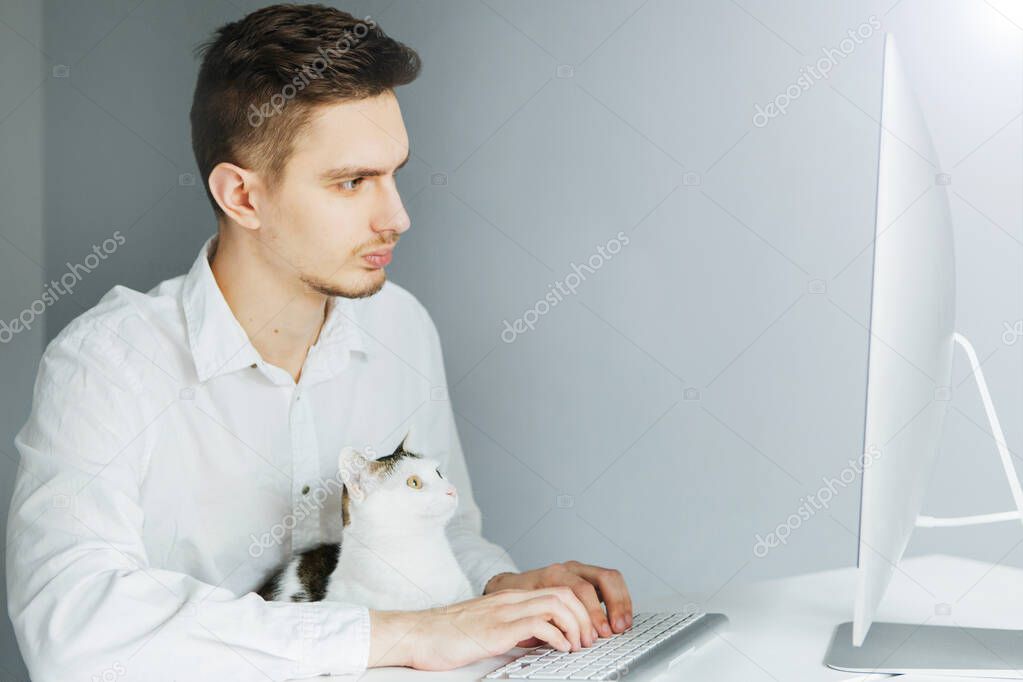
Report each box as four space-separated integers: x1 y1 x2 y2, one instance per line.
300 268 386 299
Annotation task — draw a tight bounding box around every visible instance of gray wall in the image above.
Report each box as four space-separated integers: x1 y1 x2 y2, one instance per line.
389 0 887 597
388 0 1023 600
1 0 1020 677
891 0 1023 568
1 1 45 679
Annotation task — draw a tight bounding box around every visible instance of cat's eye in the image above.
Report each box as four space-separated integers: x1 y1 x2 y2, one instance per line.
406 475 422 489
436 468 443 478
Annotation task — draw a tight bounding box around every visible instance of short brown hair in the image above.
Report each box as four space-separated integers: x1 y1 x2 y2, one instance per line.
190 3 421 219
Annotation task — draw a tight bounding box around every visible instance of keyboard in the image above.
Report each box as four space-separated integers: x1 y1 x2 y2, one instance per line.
483 610 728 680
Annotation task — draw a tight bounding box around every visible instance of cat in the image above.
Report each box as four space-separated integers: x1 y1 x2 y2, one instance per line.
256 437 474 611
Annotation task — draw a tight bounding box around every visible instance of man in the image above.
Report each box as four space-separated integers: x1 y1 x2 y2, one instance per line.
5 4 633 681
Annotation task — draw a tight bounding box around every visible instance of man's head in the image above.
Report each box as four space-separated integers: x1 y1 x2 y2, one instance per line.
190 4 420 298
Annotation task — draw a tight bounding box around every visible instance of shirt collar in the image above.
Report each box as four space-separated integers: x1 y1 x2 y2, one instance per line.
181 234 366 383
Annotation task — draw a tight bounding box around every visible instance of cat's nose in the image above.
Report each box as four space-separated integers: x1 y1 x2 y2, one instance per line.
445 486 456 497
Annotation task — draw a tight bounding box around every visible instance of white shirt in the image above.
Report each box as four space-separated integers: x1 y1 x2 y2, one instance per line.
5 235 517 681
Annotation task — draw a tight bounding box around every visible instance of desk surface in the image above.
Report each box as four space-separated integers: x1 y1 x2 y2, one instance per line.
299 554 1023 682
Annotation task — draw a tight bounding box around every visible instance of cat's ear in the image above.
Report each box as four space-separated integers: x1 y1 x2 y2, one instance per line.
338 446 369 502
392 428 413 457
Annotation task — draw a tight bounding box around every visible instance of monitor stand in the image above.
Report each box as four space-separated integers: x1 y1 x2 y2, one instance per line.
825 621 1023 677
824 332 1023 677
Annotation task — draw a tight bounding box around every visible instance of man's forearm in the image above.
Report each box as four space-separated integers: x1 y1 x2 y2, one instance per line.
368 610 417 668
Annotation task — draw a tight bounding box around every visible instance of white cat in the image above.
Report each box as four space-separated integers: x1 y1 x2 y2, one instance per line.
257 438 474 611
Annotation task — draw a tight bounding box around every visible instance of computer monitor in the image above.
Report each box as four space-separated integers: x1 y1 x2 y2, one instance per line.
852 30 957 647
824 34 1023 676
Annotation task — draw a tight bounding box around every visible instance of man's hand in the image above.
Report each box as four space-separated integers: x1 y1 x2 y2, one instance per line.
484 562 633 638
368 587 596 670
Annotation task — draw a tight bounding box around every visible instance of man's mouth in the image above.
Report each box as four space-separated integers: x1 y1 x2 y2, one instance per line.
362 248 393 269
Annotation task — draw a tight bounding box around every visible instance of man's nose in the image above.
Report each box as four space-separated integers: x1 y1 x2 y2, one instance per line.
373 182 411 235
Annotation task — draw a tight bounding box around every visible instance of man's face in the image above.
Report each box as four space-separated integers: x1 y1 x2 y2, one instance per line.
257 91 411 299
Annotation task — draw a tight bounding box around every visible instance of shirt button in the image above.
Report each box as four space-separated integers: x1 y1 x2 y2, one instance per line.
301 485 310 495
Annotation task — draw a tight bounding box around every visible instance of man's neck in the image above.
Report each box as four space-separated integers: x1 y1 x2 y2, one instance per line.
208 229 328 383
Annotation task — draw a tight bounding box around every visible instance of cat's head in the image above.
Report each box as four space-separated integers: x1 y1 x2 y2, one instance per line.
338 435 458 530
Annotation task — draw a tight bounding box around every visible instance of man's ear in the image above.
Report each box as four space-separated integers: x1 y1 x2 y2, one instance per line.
207 162 262 230
338 446 368 502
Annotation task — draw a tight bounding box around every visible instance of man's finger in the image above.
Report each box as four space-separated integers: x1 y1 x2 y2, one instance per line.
512 617 570 652
504 595 581 650
568 563 633 633
531 584 597 650
567 576 610 639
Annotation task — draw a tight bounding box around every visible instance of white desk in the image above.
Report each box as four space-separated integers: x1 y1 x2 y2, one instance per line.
300 555 1023 681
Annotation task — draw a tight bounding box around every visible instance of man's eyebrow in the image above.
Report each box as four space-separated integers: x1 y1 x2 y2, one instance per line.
318 153 410 182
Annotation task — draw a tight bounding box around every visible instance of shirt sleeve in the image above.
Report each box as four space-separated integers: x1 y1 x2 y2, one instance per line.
5 318 370 682
413 304 520 596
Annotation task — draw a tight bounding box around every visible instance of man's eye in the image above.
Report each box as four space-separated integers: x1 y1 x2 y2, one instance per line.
339 178 363 191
